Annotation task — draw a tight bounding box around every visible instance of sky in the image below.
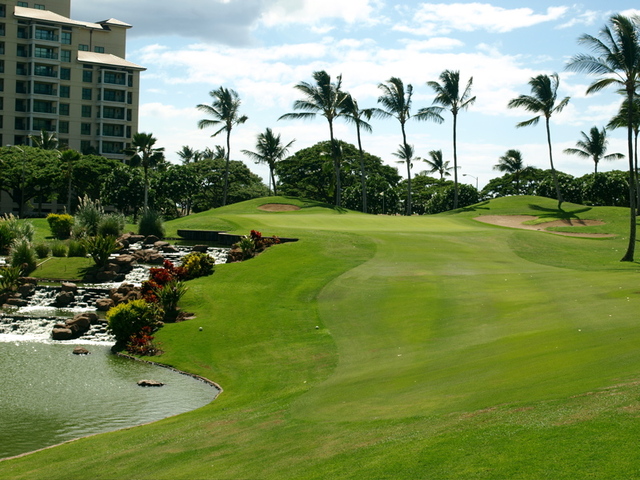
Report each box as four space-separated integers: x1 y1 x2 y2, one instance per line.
72 1 640 190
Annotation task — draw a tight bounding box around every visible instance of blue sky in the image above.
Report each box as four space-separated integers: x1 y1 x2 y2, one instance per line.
73 1 640 189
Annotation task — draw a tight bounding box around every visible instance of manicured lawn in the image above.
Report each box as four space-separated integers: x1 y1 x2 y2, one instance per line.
2 195 640 479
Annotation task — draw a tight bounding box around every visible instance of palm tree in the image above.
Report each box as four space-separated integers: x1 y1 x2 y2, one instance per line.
507 73 569 209
608 97 640 212
279 70 347 206
566 14 640 261
493 149 530 194
427 70 475 210
393 143 419 214
197 87 248 206
341 94 373 213
564 126 623 173
126 132 165 210
177 146 199 164
30 129 59 150
59 149 81 212
375 77 442 214
423 149 452 180
241 128 295 195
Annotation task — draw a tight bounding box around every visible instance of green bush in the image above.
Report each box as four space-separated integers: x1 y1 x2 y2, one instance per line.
155 280 188 322
34 243 50 259
9 239 37 274
50 241 68 257
106 299 163 345
0 214 34 253
97 213 125 237
0 222 13 254
46 213 74 239
74 195 103 237
83 235 118 267
0 265 22 295
181 252 215 279
138 209 165 238
67 239 87 257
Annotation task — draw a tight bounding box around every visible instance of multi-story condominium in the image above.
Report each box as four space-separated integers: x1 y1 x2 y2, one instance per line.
0 0 144 159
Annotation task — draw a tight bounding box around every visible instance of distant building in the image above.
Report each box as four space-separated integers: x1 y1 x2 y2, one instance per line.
0 0 144 215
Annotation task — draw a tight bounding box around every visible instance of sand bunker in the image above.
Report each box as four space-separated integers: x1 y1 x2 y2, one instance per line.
475 215 615 238
258 203 301 212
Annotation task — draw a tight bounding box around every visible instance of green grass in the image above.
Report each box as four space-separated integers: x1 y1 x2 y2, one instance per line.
30 256 94 281
3 195 640 479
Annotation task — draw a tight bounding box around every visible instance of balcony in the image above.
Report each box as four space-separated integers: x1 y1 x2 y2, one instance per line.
34 50 58 60
34 65 57 78
34 30 58 42
33 84 57 96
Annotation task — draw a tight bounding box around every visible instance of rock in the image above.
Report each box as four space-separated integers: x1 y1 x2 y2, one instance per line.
113 254 136 267
61 282 78 293
19 277 38 285
72 346 90 355
137 379 164 387
154 241 169 249
17 284 36 296
161 245 179 253
143 235 160 245
192 245 209 253
6 297 28 307
96 270 118 282
54 291 75 307
128 234 145 244
96 298 115 311
52 328 73 340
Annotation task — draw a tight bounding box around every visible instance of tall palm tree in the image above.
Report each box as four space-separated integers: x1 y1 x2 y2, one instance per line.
30 129 59 150
564 126 623 173
341 93 373 213
507 73 569 210
427 70 475 210
566 14 640 261
279 70 347 206
494 149 529 194
392 143 419 214
177 146 199 164
608 97 640 212
375 77 441 214
241 128 295 195
126 132 165 210
423 149 452 180
197 87 248 206
59 149 81 213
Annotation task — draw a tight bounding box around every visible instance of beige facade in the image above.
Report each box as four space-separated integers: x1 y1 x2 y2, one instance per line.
0 0 144 159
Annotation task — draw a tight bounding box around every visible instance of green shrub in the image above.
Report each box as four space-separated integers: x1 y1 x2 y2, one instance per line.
50 241 68 257
155 280 188 322
106 299 163 345
83 235 118 267
138 209 165 238
9 239 37 274
46 213 74 239
0 214 34 252
0 222 14 254
97 213 125 237
0 265 22 294
74 195 103 237
181 252 215 279
67 239 87 257
34 243 50 259
237 236 256 260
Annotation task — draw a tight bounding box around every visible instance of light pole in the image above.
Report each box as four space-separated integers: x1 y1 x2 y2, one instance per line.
463 173 478 190
7 145 26 217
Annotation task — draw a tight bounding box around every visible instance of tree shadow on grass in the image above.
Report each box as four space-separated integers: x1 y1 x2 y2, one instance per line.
528 203 592 220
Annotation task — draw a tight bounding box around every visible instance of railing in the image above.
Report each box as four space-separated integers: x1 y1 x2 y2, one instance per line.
34 51 58 60
34 30 58 41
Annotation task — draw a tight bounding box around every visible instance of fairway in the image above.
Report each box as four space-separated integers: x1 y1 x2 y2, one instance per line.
3 196 640 479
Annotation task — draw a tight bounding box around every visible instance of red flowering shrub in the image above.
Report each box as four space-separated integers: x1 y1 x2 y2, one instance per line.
126 326 159 356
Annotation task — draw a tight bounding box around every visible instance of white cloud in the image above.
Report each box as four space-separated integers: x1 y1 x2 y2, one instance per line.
260 0 383 27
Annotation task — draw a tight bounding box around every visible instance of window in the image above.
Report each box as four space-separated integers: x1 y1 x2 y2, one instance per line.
17 26 27 39
127 92 132 104
80 140 92 153
82 88 91 100
60 50 70 62
34 47 56 59
0 59 4 73
61 31 71 44
33 99 55 113
101 141 123 154
81 105 91 117
34 65 55 77
78 44 89 51
103 106 124 119
35 28 57 41
60 67 70 80
81 123 91 135
82 70 92 82
0 78 3 92
0 5 5 18
94 46 104 53
0 41 4 54
0 23 5 36
103 71 126 85
59 103 69 116
16 44 28 57
16 62 27 75
35 3 45 9
59 85 70 98
58 121 68 134
102 124 124 137
15 117 28 130
0 97 3 110
15 81 27 94
15 99 28 112
33 82 55 95
17 1 28 6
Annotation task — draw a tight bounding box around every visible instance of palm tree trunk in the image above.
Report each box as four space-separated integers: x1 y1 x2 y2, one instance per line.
356 124 367 213
222 130 231 206
329 121 341 207
401 124 411 215
621 88 637 262
452 113 459 210
634 129 638 216
545 117 563 210
143 164 149 210
66 173 72 213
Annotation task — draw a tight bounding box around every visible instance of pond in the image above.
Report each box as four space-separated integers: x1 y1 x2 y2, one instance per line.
0 340 219 460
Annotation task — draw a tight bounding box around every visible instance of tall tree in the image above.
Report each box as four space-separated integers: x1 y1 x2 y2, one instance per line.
241 128 295 195
608 97 640 213
393 143 419 213
176 146 200 164
126 132 165 210
566 14 640 261
59 149 81 213
423 149 452 180
564 126 623 174
197 87 248 206
493 149 529 194
29 129 59 150
341 94 373 213
279 71 347 206
427 70 475 210
507 73 569 209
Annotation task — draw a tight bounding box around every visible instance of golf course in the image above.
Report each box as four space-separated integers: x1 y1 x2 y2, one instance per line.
2 195 640 479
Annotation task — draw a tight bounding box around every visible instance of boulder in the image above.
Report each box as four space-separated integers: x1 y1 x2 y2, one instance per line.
19 277 38 285
52 328 73 340
161 245 179 253
96 270 118 282
154 241 170 249
113 254 136 267
60 282 78 293
54 290 75 307
17 283 36 297
72 346 90 355
137 379 164 387
143 235 160 245
192 245 209 253
6 297 28 307
96 298 115 311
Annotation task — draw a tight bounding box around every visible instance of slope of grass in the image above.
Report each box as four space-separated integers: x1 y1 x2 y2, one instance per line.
3 196 640 479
